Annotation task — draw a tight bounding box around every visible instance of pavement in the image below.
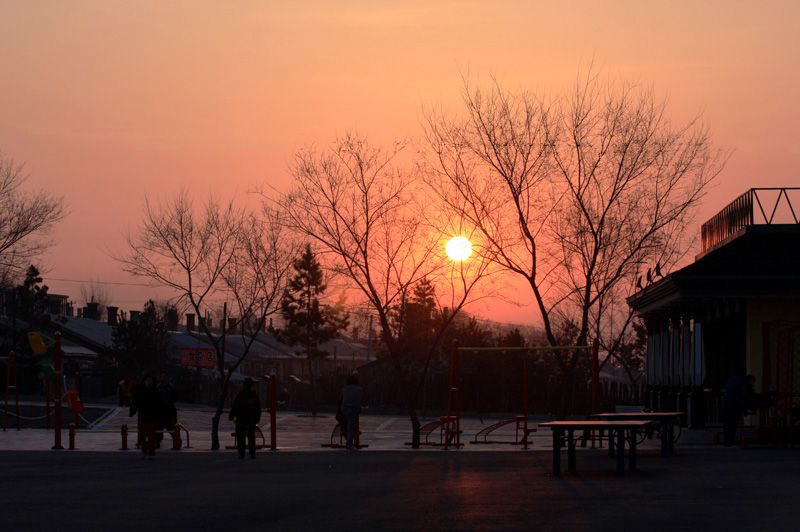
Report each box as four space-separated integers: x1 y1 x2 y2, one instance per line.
2 401 709 452
2 403 799 531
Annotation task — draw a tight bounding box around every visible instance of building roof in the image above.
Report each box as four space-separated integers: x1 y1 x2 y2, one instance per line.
628 225 800 317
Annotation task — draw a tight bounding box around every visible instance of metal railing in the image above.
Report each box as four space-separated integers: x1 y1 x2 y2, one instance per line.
701 188 800 252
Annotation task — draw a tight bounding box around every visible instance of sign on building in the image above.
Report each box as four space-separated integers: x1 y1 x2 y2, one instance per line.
180 348 216 367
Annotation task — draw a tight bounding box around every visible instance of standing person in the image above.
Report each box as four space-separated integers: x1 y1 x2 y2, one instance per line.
229 378 262 459
721 371 777 446
156 372 178 448
341 374 363 451
129 374 164 459
117 378 133 407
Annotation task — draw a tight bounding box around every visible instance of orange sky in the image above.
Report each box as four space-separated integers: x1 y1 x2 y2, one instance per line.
1 1 798 325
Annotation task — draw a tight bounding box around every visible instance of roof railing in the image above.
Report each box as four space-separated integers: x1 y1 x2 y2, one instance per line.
701 188 800 252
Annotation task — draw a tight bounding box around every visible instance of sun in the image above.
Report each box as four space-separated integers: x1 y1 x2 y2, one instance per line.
446 236 472 262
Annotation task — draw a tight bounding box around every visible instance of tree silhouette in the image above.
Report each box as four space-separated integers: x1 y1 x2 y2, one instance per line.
274 244 349 415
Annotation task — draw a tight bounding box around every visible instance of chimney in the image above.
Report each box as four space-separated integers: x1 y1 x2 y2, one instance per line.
167 307 179 331
352 326 359 341
85 302 100 320
107 306 118 326
186 313 195 332
228 317 237 331
129 310 140 323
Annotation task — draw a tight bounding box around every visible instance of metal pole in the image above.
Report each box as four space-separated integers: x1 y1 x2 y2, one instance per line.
53 332 63 449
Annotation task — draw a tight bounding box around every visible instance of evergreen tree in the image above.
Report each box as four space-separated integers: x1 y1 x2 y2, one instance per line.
103 300 173 381
11 265 50 320
275 244 349 414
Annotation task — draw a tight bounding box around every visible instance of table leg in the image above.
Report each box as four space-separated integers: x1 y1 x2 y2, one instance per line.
552 429 561 476
567 429 576 472
667 422 675 455
608 429 616 458
616 428 625 475
629 428 637 472
660 420 668 457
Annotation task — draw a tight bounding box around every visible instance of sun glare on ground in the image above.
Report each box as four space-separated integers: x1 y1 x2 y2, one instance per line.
446 236 472 261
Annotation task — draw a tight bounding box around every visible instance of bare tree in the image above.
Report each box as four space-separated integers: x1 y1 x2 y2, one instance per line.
0 151 66 287
276 132 492 446
422 69 730 414
79 278 114 320
115 190 293 449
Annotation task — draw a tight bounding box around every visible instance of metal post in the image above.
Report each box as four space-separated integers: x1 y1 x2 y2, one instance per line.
523 349 529 450
269 373 277 450
52 332 63 450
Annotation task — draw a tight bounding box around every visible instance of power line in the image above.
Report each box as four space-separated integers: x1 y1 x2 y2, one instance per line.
46 277 156 288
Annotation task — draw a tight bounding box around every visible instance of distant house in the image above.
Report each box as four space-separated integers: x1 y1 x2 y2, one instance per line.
42 308 371 406
628 188 800 429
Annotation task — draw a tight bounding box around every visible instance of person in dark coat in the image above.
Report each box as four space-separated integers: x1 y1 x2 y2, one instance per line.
156 372 178 448
129 374 164 458
722 372 777 446
341 374 363 450
229 378 262 459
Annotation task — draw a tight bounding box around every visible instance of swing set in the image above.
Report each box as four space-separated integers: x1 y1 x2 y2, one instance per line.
444 340 599 450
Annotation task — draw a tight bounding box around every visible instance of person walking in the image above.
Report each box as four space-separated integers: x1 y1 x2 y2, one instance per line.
341 374 363 451
229 377 262 459
129 374 164 459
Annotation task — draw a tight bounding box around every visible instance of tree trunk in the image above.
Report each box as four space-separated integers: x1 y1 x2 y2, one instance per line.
210 409 222 450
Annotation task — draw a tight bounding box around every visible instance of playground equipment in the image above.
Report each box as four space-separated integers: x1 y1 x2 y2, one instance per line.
447 340 598 450
226 424 267 451
403 416 459 447
68 421 191 451
321 420 367 449
29 330 63 447
28 332 52 355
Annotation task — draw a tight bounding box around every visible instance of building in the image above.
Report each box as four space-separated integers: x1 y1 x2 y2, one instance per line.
628 188 800 432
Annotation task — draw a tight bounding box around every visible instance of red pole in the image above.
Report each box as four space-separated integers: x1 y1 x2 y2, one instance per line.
171 420 181 450
52 332 63 450
46 378 51 429
74 372 80 428
591 338 601 415
523 349 529 450
68 423 75 450
121 423 128 450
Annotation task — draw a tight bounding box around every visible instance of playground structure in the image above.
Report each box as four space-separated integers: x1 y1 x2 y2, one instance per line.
321 420 368 449
445 340 599 450
68 420 191 451
403 416 459 447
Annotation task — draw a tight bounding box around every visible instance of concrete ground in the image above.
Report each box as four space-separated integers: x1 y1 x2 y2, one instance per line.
2 403 799 531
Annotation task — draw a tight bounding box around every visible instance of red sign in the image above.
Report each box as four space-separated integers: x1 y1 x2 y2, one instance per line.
180 348 216 367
